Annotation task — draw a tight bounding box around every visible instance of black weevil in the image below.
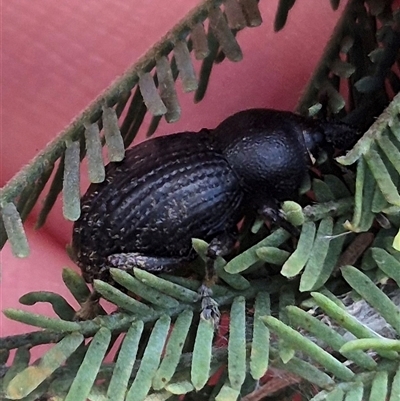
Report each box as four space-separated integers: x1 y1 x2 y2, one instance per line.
71 109 357 323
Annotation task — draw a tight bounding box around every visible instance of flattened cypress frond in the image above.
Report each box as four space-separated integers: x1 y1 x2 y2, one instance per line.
300 218 334 292
5 334 84 400
341 266 400 335
369 371 389 401
263 316 355 381
106 321 144 401
250 291 270 380
312 291 399 360
1 202 29 258
111 269 180 309
19 291 76 321
287 306 377 370
102 105 125 162
64 328 111 401
227 296 246 390
191 318 214 390
126 316 171 401
153 310 193 390
62 140 81 221
84 122 105 184
281 221 316 278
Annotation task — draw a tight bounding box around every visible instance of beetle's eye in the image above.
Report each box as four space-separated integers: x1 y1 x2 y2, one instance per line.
302 129 324 152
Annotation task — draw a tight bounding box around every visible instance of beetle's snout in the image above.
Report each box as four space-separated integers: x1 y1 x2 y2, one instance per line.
303 120 359 155
320 120 360 150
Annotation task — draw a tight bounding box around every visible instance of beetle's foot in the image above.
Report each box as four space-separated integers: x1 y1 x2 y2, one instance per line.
198 284 220 327
74 293 102 321
259 203 300 237
201 297 221 327
75 299 102 320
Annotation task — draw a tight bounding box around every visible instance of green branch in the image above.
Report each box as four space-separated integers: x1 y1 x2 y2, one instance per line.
0 0 222 207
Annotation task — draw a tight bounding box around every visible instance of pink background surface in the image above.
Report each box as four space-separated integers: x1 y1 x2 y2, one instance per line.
2 0 346 341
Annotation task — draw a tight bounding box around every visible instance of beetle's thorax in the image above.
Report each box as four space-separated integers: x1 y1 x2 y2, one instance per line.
223 132 308 200
214 109 310 201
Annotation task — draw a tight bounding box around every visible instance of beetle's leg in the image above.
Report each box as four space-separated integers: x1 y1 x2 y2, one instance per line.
107 252 190 272
75 290 103 321
258 200 299 236
199 230 238 326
